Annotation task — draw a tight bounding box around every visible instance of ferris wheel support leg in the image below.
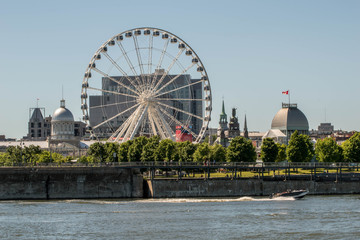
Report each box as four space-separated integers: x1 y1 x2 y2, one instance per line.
121 106 144 142
150 108 168 140
111 115 133 142
114 114 135 142
155 107 175 141
128 105 149 140
147 108 158 137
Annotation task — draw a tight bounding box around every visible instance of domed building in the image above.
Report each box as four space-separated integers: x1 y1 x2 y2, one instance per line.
271 103 309 140
49 99 80 148
51 99 75 140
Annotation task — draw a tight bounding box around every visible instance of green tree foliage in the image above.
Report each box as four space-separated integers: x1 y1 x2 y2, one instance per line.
0 152 8 165
226 136 256 162
155 139 176 162
342 132 360 162
210 144 226 163
88 142 106 162
128 136 149 162
141 136 160 162
286 131 315 162
176 141 197 162
6 146 24 164
4 145 44 165
37 151 65 164
103 142 120 162
261 138 279 162
276 143 287 162
23 145 42 163
193 142 211 163
315 138 343 162
118 140 133 162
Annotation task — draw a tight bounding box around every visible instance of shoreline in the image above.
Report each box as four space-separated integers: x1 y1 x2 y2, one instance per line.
1 167 360 200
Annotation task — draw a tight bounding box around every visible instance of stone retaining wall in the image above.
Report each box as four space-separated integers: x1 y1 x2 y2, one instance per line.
0 167 143 200
146 178 360 198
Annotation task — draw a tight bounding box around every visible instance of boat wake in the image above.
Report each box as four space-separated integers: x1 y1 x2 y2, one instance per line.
135 196 296 203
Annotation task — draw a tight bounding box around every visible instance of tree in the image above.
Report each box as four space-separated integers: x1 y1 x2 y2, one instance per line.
155 139 176 162
193 142 211 163
226 136 256 162
176 141 197 162
342 132 360 162
315 138 343 162
210 144 226 163
38 151 64 163
276 143 287 162
23 145 42 164
261 138 279 162
118 140 133 162
128 136 149 162
6 146 23 164
141 136 160 162
88 142 106 162
286 131 315 162
104 142 120 162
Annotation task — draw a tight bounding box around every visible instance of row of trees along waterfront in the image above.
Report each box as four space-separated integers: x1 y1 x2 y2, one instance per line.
261 131 360 162
1 131 360 165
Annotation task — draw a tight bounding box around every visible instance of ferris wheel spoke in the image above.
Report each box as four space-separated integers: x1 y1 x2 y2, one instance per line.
157 101 204 121
154 63 196 95
91 67 140 95
158 106 198 139
87 87 138 99
101 52 142 94
92 103 140 130
128 104 149 140
109 115 133 141
89 100 137 109
146 34 154 90
149 110 166 139
121 104 148 142
113 109 140 142
147 34 153 76
116 41 144 89
152 106 175 140
154 78 202 98
149 38 170 90
152 48 185 92
147 110 158 136
132 35 146 85
156 98 206 102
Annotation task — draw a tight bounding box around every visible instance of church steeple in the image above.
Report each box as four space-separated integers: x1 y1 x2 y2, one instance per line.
217 99 228 147
244 114 249 139
219 100 228 125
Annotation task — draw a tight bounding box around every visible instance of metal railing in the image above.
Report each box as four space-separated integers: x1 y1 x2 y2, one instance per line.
1 161 359 168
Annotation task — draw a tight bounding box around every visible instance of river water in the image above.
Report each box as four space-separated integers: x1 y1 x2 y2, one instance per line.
1 195 359 240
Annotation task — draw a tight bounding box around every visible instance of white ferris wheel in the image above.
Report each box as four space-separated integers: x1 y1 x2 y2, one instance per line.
81 27 212 143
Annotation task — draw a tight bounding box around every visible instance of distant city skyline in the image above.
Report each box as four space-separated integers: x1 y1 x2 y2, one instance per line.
0 0 359 139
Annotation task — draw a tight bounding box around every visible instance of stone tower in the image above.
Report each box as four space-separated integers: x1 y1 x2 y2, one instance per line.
227 108 240 138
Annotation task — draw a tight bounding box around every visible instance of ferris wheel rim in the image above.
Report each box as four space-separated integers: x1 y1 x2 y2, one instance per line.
81 27 212 143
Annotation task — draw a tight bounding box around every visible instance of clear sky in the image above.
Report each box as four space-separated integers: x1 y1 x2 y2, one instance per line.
0 0 359 139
